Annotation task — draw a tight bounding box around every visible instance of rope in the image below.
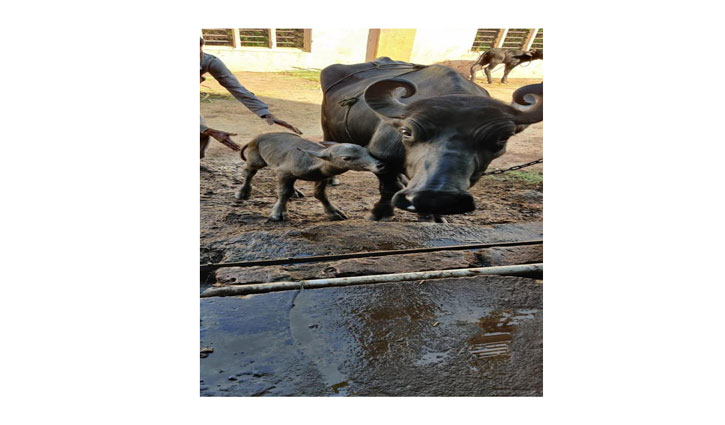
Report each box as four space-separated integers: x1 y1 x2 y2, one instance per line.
323 63 427 95
333 65 428 144
483 158 543 176
338 95 361 143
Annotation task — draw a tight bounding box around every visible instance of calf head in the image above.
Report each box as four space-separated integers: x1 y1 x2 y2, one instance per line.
364 78 542 215
529 49 543 60
300 142 385 173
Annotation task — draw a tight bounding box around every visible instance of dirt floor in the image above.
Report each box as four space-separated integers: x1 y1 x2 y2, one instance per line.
200 69 543 396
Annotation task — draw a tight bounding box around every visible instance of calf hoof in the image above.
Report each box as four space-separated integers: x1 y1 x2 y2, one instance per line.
293 189 305 199
236 187 251 200
329 177 341 186
327 209 348 221
267 211 288 222
434 215 448 224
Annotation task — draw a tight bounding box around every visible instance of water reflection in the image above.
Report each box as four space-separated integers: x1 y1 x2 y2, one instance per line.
469 309 537 360
350 284 437 361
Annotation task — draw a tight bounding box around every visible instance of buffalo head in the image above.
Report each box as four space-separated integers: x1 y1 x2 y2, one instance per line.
364 78 542 215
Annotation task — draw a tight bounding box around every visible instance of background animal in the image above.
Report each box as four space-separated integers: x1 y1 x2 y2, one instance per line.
320 57 543 222
237 132 384 222
469 48 543 84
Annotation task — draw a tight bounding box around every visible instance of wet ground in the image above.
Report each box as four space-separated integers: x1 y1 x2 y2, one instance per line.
200 72 543 396
201 273 542 396
200 222 543 396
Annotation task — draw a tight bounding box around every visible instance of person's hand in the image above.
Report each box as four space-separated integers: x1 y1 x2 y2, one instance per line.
262 114 302 135
204 128 241 151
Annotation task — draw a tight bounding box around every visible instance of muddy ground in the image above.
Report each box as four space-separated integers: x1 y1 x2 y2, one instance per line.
200 69 543 396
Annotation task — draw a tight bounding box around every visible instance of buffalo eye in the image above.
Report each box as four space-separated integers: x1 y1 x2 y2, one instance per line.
399 127 412 138
498 134 513 145
341 156 353 161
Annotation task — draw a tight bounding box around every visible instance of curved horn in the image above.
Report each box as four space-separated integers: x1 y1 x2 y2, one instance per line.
364 78 417 119
511 83 543 124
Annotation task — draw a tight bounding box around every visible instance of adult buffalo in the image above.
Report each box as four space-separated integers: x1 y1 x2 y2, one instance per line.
320 57 542 221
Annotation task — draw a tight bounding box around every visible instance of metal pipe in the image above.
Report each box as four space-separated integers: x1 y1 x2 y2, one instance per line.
199 239 543 273
200 263 543 298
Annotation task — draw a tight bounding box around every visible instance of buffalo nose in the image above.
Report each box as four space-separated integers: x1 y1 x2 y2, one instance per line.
410 190 475 215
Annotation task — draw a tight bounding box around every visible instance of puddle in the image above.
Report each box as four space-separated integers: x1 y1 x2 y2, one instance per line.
351 291 437 360
201 273 542 396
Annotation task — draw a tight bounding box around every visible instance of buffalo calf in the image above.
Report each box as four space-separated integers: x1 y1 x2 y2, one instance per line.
470 48 543 84
237 132 384 222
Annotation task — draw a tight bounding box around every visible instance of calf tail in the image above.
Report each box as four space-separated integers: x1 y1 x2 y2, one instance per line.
240 143 249 161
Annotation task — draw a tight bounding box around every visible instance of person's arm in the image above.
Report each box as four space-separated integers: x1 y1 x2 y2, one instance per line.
205 55 302 134
201 116 240 151
206 56 271 117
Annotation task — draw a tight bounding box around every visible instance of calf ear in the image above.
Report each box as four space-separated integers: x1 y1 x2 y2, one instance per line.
318 141 338 148
297 148 330 160
364 78 416 119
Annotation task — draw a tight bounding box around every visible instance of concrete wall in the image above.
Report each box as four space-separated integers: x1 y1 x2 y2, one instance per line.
202 28 543 79
203 29 369 72
375 29 417 62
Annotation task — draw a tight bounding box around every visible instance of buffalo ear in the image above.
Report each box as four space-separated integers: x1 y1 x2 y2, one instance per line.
318 141 338 148
364 78 417 119
297 147 330 159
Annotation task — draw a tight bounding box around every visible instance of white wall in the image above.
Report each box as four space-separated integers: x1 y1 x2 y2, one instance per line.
203 29 369 72
203 28 543 79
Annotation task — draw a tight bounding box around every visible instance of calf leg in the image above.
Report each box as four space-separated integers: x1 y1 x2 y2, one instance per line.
235 166 258 200
236 147 266 200
469 62 480 82
314 180 347 220
269 174 297 222
484 60 501 84
501 64 514 84
368 172 404 221
470 55 488 82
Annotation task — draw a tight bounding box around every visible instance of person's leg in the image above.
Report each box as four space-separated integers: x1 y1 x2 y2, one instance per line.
200 134 210 159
